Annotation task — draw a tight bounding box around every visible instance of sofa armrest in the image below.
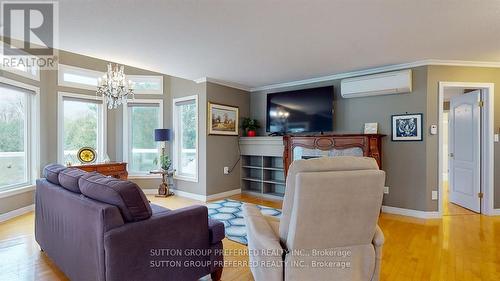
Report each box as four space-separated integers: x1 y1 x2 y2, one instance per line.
104 205 215 281
371 224 384 281
242 203 283 281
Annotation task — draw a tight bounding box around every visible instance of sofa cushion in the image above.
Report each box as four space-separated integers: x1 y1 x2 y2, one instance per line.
43 164 67 185
58 168 87 193
208 218 225 244
79 173 152 222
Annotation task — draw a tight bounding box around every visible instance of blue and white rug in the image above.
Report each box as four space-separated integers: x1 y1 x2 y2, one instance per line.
207 199 282 244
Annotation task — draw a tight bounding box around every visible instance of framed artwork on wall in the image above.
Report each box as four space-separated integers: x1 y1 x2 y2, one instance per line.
391 113 423 141
208 102 239 136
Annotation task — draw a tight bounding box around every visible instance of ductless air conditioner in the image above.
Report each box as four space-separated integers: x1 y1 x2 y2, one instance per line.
341 69 412 98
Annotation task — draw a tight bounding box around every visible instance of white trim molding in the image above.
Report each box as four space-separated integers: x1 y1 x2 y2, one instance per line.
381 206 440 219
0 204 35 223
206 189 241 201
250 59 500 92
0 185 35 199
194 77 251 92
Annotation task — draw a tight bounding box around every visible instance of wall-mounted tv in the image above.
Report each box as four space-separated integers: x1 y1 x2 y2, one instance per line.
266 86 334 134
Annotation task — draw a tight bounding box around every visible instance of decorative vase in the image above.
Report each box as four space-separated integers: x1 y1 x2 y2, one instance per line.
247 130 256 137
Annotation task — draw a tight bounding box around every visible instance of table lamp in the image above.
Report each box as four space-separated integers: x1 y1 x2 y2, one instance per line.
154 128 171 168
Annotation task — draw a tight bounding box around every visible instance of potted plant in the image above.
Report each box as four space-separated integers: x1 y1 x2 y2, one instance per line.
242 118 260 137
153 154 172 171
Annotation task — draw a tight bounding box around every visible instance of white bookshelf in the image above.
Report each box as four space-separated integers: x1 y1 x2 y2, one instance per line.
239 137 285 199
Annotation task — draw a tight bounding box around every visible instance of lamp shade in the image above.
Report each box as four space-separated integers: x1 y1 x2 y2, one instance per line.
154 129 171 142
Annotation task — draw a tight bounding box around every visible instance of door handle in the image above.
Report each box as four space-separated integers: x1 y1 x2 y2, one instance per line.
449 153 454 158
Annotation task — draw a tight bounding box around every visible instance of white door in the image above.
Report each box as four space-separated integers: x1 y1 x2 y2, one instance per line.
449 90 481 213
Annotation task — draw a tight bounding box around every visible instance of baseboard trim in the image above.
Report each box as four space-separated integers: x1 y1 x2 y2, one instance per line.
142 188 241 202
206 189 241 201
0 204 35 223
488 208 500 216
382 205 440 219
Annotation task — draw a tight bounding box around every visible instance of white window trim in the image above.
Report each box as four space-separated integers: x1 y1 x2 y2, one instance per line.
0 53 41 81
128 75 164 95
0 77 40 195
58 64 104 91
57 92 107 164
122 99 164 178
172 95 199 182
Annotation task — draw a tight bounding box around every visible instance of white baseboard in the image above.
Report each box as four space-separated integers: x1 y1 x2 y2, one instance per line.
142 188 241 202
382 205 440 219
0 204 35 223
487 208 500 216
206 189 241 201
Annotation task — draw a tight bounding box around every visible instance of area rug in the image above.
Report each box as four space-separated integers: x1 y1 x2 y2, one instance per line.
207 199 282 244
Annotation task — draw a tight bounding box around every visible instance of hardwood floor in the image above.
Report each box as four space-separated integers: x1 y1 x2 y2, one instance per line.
1 193 499 281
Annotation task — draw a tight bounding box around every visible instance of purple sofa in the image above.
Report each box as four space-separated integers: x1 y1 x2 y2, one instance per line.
35 164 225 281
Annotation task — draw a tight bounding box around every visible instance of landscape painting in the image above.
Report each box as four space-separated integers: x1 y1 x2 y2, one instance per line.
208 102 239 135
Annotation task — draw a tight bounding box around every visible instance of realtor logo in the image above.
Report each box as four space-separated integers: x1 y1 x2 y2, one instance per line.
1 1 58 69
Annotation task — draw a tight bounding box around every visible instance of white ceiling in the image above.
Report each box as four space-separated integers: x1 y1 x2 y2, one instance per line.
54 0 500 89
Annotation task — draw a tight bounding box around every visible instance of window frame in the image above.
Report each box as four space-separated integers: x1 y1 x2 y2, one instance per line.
127 75 164 95
57 92 107 164
0 77 40 195
172 95 199 182
58 64 104 90
122 99 164 178
0 53 41 81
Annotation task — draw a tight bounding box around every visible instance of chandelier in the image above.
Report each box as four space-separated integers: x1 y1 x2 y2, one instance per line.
97 63 135 109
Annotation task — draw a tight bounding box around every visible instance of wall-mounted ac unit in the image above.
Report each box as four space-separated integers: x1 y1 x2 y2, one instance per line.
341 69 412 98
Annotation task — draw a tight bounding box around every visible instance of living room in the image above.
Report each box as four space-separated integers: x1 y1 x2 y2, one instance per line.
1 1 500 281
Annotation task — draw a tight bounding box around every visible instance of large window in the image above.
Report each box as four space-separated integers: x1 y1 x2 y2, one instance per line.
123 100 163 175
173 96 198 181
58 93 105 164
0 53 40 80
0 81 37 192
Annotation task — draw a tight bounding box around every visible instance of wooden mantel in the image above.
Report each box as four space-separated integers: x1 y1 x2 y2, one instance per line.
283 134 385 177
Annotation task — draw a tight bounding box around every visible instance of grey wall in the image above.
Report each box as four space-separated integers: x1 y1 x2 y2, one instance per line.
251 66 433 211
206 82 250 196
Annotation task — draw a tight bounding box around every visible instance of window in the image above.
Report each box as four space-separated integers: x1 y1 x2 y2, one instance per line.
0 53 40 80
58 93 105 164
58 64 103 90
0 80 38 192
173 96 198 181
123 100 163 176
128 75 163 95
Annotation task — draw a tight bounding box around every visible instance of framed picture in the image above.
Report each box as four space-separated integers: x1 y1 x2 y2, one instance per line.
364 123 378 134
208 102 239 136
391 113 423 141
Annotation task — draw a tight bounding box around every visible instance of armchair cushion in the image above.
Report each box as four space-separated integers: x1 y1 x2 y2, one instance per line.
208 218 225 244
79 173 152 222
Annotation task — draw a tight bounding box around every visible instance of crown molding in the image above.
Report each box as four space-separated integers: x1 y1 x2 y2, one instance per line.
249 59 500 92
194 77 251 92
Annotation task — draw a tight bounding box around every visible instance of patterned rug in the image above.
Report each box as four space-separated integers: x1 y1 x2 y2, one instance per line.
207 199 282 244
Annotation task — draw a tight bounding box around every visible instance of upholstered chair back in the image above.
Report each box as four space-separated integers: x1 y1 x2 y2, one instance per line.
279 156 384 247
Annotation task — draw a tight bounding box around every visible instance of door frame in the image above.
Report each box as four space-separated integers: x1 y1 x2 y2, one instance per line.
438 82 495 216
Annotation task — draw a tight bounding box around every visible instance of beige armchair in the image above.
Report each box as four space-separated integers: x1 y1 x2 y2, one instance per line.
243 156 385 281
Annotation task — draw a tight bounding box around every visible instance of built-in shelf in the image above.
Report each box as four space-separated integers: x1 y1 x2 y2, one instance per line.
240 137 285 199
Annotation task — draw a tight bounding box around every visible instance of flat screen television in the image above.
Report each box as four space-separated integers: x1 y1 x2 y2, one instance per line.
266 86 334 134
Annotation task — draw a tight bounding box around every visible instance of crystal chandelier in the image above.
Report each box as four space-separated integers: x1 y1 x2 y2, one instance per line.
97 63 135 109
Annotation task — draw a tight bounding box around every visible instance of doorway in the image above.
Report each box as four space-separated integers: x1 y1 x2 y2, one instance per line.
438 82 495 216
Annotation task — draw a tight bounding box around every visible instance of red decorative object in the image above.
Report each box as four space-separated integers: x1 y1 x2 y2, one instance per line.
247 130 257 137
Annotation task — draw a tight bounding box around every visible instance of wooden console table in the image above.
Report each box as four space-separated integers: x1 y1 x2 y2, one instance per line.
70 162 128 180
283 134 385 177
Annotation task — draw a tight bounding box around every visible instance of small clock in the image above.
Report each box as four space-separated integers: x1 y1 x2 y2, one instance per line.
77 147 97 164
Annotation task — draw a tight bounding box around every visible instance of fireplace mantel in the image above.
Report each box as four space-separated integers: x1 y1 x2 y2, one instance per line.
283 134 385 177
